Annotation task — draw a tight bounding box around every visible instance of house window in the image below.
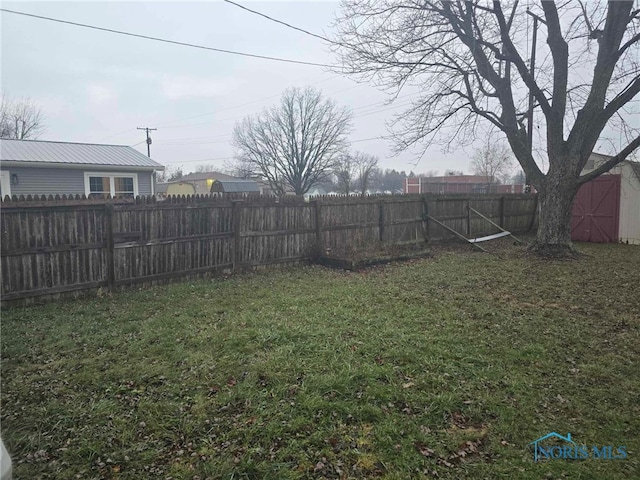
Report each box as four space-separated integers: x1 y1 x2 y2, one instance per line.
84 172 138 198
0 171 11 198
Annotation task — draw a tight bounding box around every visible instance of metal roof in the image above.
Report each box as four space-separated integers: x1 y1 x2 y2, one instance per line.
212 180 260 193
181 171 237 181
0 139 164 169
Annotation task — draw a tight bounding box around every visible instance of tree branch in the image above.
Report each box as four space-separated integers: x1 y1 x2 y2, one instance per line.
578 135 640 184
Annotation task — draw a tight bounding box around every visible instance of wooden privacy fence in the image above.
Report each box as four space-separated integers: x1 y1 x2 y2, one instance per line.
1 193 537 305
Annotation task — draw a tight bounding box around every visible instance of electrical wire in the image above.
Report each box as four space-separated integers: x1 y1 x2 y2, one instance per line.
0 8 333 68
162 156 235 165
153 75 349 129
222 0 332 43
159 84 372 130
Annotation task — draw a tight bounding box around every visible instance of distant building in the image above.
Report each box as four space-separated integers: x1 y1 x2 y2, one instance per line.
164 181 196 196
304 186 328 199
165 171 238 196
210 179 260 193
404 175 527 194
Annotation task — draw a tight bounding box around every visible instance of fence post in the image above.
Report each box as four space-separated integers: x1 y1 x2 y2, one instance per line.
466 199 471 236
232 199 242 272
528 195 539 232
378 200 385 242
104 204 115 291
312 200 323 249
422 194 429 240
500 196 506 228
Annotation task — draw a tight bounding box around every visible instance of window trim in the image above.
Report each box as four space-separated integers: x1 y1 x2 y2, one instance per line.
84 172 139 198
0 170 11 198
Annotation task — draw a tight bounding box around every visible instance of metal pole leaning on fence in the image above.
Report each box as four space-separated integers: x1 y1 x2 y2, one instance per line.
425 214 488 253
468 206 523 244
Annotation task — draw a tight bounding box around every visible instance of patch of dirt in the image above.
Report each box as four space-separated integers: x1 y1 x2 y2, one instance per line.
318 241 431 271
324 241 429 263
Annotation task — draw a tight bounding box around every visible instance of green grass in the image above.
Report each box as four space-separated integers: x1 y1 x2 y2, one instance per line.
2 240 639 479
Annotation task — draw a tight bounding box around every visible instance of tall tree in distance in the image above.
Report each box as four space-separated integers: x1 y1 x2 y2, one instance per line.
232 87 352 196
1 93 46 140
470 139 514 185
333 151 379 195
354 152 379 196
333 153 357 195
335 1 640 256
224 157 259 179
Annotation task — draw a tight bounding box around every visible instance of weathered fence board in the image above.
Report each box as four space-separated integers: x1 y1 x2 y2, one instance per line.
1 193 538 305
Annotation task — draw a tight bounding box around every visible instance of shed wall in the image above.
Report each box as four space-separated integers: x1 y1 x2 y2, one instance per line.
617 163 640 245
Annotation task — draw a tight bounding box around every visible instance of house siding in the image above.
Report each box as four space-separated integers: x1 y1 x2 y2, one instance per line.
0 166 154 197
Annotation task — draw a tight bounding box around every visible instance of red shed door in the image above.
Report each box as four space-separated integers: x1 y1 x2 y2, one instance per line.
571 174 621 243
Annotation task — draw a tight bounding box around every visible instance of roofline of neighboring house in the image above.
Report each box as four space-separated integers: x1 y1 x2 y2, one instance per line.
0 160 164 171
1 138 137 149
162 179 195 185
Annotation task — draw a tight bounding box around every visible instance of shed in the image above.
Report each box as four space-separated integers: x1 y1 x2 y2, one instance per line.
572 153 640 244
165 181 196 196
179 171 239 194
210 180 260 193
0 138 164 198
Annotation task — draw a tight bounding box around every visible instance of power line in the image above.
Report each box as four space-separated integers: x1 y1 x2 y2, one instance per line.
0 8 333 68
159 84 367 130
97 76 345 140
351 136 386 143
163 156 236 165
222 0 332 43
154 78 358 129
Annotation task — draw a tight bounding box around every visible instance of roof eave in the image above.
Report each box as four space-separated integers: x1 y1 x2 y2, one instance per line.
0 160 164 171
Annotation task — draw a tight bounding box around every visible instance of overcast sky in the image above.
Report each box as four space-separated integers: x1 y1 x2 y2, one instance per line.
1 1 636 177
0 0 483 176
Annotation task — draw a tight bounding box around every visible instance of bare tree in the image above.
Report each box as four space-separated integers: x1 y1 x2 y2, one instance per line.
512 170 527 185
333 153 357 195
232 87 352 196
194 164 219 173
167 167 183 182
0 94 46 140
354 152 379 196
470 140 514 185
335 1 640 256
224 157 259 179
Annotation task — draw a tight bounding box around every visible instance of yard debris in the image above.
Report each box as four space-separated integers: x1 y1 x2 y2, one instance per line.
415 442 435 457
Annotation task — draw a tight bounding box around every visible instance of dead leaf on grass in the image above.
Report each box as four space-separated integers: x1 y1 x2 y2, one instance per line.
415 442 435 457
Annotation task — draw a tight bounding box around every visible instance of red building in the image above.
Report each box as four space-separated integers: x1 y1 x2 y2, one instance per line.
404 175 527 194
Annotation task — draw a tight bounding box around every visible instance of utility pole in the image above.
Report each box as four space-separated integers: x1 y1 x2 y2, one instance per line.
525 9 545 193
137 127 157 157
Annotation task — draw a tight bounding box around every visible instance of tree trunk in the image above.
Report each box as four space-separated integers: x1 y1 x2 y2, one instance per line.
529 170 580 258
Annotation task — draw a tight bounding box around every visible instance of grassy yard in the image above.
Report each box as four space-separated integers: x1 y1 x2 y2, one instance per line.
1 240 639 479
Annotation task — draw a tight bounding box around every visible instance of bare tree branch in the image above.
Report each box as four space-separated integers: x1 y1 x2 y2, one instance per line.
232 87 352 195
0 93 46 140
334 0 640 252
